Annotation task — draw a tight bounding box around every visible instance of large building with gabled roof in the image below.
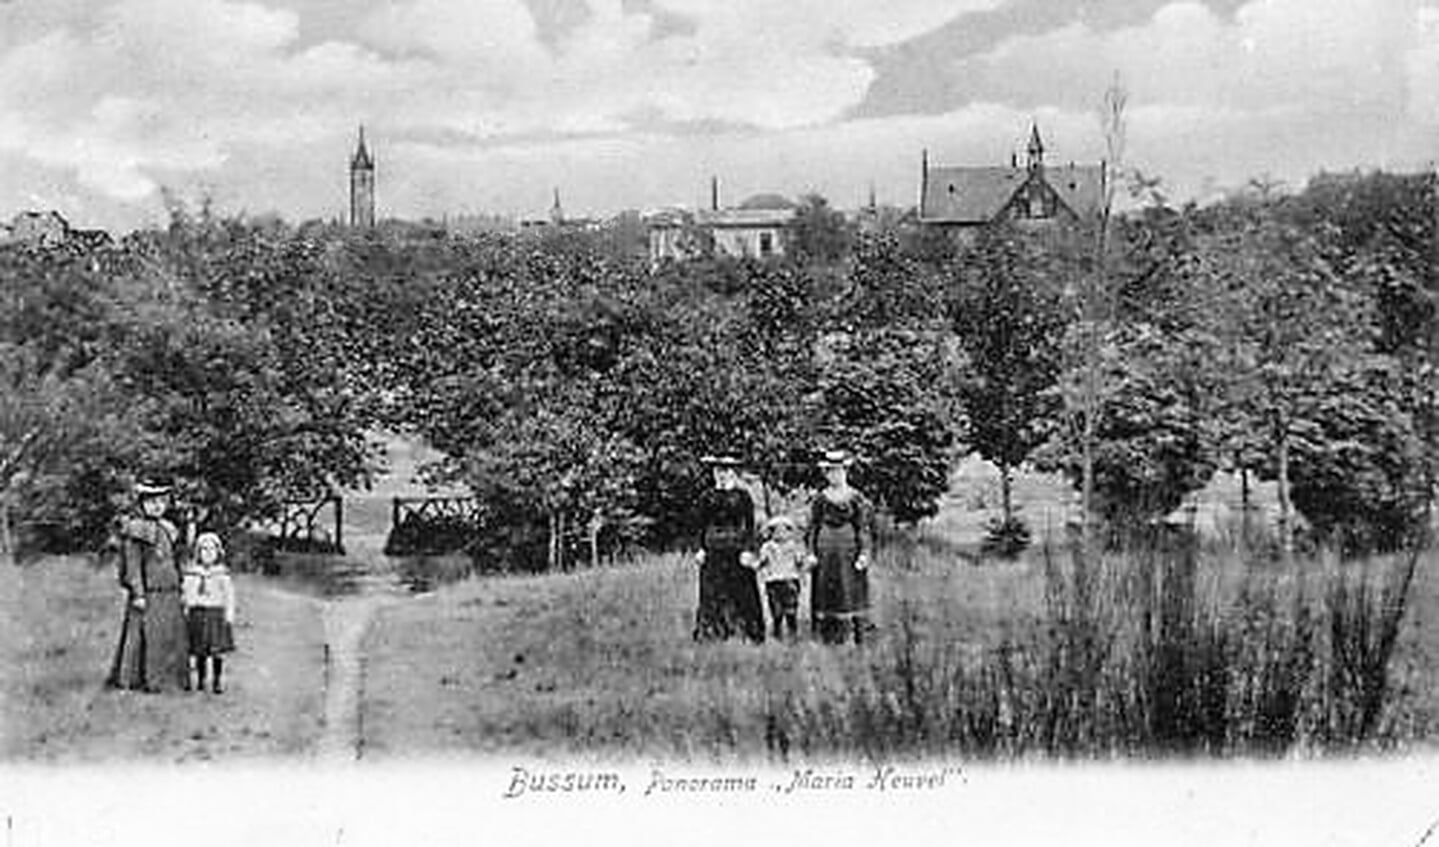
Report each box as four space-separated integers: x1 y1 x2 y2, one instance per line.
919 124 1105 237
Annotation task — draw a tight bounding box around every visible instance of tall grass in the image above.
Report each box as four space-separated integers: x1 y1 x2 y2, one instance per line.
363 537 1432 763
744 540 1428 761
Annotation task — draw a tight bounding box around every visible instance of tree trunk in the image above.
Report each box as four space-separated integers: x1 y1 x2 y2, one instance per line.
557 510 568 572
1 495 12 563
1276 425 1294 563
1085 75 1125 562
589 511 601 570
547 511 560 572
1081 314 1098 557
1000 461 1014 525
1239 462 1251 554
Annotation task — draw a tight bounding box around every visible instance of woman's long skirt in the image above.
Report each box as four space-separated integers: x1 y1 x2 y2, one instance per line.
694 548 765 643
811 525 870 644
107 589 190 692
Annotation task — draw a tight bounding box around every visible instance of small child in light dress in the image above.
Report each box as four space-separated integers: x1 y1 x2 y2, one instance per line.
755 515 809 640
181 532 236 693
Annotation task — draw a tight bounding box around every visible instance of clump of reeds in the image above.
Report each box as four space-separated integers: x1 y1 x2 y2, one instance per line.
736 538 1428 761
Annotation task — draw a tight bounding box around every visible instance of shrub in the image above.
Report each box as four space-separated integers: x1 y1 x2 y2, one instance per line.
980 516 1032 559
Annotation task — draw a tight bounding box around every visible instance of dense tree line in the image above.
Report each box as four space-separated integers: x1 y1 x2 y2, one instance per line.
2 169 1434 564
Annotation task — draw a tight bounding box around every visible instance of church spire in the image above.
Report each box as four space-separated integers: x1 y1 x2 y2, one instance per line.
550 187 564 224
349 125 375 228
1026 121 1045 171
352 125 374 171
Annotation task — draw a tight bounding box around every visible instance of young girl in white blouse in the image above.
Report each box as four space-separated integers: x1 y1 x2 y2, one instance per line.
181 532 236 693
755 515 809 640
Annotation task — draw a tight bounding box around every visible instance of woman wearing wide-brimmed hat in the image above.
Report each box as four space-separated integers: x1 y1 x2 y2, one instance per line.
805 450 876 645
106 478 190 692
692 454 764 643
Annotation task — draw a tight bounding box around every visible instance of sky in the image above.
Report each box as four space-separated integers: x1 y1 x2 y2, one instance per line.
2 0 1438 232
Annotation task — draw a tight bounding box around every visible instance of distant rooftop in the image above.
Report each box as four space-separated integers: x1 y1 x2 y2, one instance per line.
922 162 1104 224
736 193 796 211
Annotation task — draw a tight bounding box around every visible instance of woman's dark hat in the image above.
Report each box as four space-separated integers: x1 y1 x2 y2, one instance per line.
701 454 742 467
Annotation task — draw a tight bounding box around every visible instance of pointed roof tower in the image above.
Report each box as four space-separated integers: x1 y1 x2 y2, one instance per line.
352 125 374 171
1026 122 1045 171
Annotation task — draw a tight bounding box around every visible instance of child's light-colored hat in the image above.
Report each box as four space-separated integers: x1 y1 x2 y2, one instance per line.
765 514 798 532
195 532 225 554
701 453 742 467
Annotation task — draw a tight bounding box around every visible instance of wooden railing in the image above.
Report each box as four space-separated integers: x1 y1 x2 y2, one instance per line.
386 496 482 556
273 495 345 554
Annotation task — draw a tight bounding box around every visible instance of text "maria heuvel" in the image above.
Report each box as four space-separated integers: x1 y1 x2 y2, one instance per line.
502 764 963 799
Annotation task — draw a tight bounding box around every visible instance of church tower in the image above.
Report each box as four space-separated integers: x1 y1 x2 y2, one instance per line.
550 187 565 225
349 126 375 228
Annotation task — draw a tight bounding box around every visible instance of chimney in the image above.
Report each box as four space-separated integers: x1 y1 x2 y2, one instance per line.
710 176 720 211
919 149 929 215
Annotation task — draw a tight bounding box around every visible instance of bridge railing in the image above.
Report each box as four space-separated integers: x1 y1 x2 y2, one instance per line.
385 496 481 556
271 495 345 555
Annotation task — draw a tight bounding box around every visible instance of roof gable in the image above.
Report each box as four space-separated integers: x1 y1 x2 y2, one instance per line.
1046 163 1105 219
923 166 1024 223
922 163 1104 224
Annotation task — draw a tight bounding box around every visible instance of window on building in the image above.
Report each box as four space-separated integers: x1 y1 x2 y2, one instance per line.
759 231 774 256
1020 186 1053 220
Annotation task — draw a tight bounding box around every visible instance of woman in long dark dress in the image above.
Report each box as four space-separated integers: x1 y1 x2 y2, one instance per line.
693 455 764 643
106 480 190 693
806 450 876 645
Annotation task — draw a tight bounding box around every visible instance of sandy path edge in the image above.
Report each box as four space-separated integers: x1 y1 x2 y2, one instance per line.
316 594 394 762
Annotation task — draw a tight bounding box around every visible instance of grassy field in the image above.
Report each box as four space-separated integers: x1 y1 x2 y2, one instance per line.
5 448 1436 765
360 538 1439 763
0 555 327 763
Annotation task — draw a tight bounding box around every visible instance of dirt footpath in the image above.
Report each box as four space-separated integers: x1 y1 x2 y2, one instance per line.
317 594 394 761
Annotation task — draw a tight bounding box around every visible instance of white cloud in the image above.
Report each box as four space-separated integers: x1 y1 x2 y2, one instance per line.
1 0 1432 227
357 0 547 68
0 0 413 200
960 0 1420 113
351 0 989 133
0 0 983 207
1404 5 1439 123
653 0 994 50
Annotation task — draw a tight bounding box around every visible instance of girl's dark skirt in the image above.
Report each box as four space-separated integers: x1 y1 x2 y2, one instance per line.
186 607 235 656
